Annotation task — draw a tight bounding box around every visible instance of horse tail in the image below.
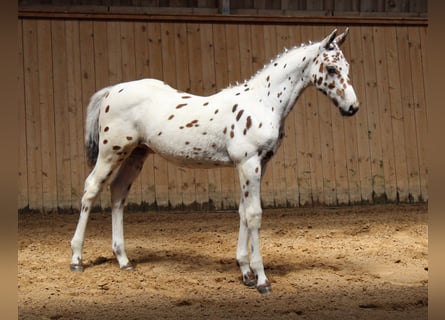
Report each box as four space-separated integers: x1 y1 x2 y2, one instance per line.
85 87 111 167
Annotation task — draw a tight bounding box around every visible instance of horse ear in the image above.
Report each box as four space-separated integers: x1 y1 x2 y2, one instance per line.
334 28 349 46
320 29 337 50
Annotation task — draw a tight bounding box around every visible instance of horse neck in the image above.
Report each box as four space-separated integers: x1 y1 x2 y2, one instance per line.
247 44 318 120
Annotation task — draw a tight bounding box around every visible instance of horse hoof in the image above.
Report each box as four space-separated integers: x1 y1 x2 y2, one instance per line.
242 272 257 287
70 264 84 272
120 263 134 271
257 281 272 295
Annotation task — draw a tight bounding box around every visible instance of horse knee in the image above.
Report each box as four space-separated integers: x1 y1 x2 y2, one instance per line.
246 209 262 229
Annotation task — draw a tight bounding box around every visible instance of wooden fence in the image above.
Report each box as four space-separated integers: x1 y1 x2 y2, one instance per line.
17 14 428 212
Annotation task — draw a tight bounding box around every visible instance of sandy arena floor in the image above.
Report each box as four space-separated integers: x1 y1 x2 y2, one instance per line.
18 204 427 319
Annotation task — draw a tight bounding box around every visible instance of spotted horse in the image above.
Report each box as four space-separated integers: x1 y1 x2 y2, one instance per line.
70 28 359 295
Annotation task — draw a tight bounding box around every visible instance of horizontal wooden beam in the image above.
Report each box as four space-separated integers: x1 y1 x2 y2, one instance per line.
18 9 428 26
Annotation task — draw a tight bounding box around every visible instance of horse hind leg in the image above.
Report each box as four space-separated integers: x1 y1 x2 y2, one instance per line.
110 146 149 271
70 153 120 272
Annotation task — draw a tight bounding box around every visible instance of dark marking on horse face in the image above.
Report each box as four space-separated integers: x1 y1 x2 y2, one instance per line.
168 114 175 120
176 103 187 109
232 104 238 113
113 145 121 150
126 136 133 141
236 110 244 121
317 77 323 86
319 63 324 73
328 81 336 89
105 105 110 113
103 139 108 144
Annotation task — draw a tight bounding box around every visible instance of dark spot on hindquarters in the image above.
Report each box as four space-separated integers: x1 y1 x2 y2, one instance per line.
105 105 110 113
168 114 175 120
179 126 184 129
317 77 323 86
273 63 278 67
246 180 250 186
259 122 263 128
246 116 252 130
176 103 187 109
193 147 202 151
266 75 270 82
244 191 249 198
230 131 234 138
223 127 227 134
202 132 207 135
236 110 244 121
118 88 124 93
283 64 287 68
244 88 250 92
181 96 192 99
103 139 108 144
302 56 306 61
243 128 247 135
214 109 219 114
255 167 259 173
232 104 238 113
104 126 109 132
267 91 270 96
113 145 121 150
126 136 133 141
267 83 271 88
203 102 209 106
235 93 240 96
211 144 217 149
231 124 235 130
185 141 190 145
158 132 162 136
244 152 248 157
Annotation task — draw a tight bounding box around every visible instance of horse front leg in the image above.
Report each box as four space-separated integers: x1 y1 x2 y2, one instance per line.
236 158 272 295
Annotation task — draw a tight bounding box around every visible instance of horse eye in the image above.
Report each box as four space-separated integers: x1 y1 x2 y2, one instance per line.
327 66 337 75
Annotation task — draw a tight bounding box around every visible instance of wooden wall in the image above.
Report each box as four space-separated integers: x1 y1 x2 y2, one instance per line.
17 14 428 212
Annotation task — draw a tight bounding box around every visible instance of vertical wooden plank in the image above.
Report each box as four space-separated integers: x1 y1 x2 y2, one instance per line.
339 25 361 204
187 22 210 209
273 24 291 207
93 20 111 210
360 25 385 202
23 19 43 211
200 22 222 209
409 26 428 201
396 26 421 202
52 19 72 209
260 24 277 207
348 26 373 203
65 20 84 210
107 21 123 85
372 25 398 201
384 26 409 202
17 20 29 210
79 20 96 190
35 20 57 211
134 21 157 208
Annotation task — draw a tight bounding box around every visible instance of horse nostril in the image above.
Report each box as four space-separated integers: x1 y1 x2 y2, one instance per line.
349 105 358 115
